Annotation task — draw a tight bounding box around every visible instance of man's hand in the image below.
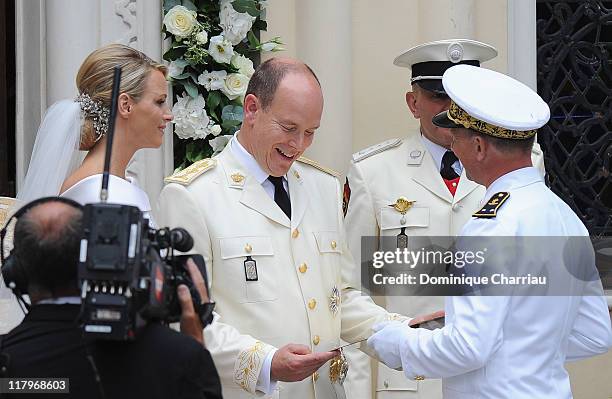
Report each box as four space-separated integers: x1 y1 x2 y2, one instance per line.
408 310 445 327
179 258 210 345
270 344 338 381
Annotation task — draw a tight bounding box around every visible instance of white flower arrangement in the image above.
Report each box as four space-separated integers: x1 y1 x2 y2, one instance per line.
162 0 283 170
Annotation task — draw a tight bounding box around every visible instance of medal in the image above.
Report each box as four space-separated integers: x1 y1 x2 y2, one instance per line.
328 285 340 317
329 348 349 385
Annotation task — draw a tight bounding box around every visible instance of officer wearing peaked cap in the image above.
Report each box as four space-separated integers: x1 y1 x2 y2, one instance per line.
367 65 612 399
343 39 547 399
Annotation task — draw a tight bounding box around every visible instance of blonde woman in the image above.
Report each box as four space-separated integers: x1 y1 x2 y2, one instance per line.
18 44 172 220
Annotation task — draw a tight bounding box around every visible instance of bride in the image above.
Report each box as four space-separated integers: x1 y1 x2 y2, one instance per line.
18 43 172 221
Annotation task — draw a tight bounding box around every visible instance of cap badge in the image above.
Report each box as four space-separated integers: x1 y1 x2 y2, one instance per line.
447 42 464 63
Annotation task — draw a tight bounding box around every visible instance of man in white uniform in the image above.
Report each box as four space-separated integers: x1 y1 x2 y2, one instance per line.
343 39 546 399
158 58 413 399
367 64 612 399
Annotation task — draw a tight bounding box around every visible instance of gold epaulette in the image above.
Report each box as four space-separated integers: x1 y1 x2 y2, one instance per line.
473 192 510 218
164 158 217 186
296 156 340 178
352 138 402 162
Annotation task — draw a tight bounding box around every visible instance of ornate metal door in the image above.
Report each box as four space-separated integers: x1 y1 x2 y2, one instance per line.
536 0 612 236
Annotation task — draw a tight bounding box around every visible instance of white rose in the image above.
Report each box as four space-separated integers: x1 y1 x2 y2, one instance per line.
172 92 211 140
221 73 249 101
197 70 227 91
210 135 231 155
219 2 256 45
195 30 208 45
231 54 254 78
208 35 234 64
163 5 198 39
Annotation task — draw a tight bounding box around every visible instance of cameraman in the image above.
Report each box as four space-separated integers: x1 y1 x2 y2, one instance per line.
0 199 222 399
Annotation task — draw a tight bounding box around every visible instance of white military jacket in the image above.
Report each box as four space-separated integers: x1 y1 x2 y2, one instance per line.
394 167 612 399
157 145 400 399
343 133 545 398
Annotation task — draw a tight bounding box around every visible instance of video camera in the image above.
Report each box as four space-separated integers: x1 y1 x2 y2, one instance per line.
77 66 214 340
78 203 214 340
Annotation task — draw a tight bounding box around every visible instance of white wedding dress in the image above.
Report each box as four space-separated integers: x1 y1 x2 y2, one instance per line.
61 174 154 223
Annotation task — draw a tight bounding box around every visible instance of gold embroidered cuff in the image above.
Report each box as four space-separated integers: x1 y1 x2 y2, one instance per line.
448 101 537 139
234 341 275 394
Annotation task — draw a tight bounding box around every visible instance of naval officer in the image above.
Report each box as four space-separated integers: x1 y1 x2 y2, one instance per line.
342 39 545 399
367 64 612 399
158 58 410 399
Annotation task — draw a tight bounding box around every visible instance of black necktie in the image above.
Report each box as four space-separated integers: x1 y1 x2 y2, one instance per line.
441 151 460 180
268 176 291 219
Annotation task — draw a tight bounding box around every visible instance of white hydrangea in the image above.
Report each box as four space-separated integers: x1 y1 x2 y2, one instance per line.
231 54 254 78
163 5 198 39
221 73 249 101
208 35 234 64
171 92 211 140
219 1 256 45
210 135 231 155
197 70 227 91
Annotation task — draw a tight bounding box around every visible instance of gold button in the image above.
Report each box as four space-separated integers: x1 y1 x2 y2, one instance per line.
331 240 337 250
308 299 317 310
313 371 319 382
452 182 457 187
414 375 425 381
299 263 308 273
245 244 252 253
312 335 320 345
292 229 299 238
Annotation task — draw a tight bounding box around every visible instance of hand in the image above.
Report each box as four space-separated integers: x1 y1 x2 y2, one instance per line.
408 310 445 327
367 321 408 369
179 258 210 345
270 344 338 382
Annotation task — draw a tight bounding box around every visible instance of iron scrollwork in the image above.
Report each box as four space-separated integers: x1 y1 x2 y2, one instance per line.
536 0 612 236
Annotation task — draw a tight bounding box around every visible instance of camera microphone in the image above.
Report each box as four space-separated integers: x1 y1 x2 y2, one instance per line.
170 228 194 253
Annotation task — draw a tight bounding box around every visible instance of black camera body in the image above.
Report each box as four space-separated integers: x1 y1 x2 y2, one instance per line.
78 202 212 340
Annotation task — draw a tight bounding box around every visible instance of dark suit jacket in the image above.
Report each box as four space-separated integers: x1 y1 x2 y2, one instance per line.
0 304 222 399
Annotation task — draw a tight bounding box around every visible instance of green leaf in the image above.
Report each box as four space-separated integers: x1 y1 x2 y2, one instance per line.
183 80 199 98
222 105 244 122
207 91 222 113
163 46 187 62
253 19 267 32
185 142 199 163
173 58 190 69
163 0 181 14
221 119 242 129
181 0 198 12
247 31 260 48
231 0 260 17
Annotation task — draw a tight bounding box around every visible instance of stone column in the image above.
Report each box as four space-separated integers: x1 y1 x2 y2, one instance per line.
507 0 537 89
294 0 353 177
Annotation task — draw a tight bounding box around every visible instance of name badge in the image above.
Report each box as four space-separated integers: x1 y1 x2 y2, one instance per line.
244 256 258 281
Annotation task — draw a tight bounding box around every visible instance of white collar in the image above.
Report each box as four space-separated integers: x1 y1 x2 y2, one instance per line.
230 132 287 184
419 133 462 175
484 167 543 199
